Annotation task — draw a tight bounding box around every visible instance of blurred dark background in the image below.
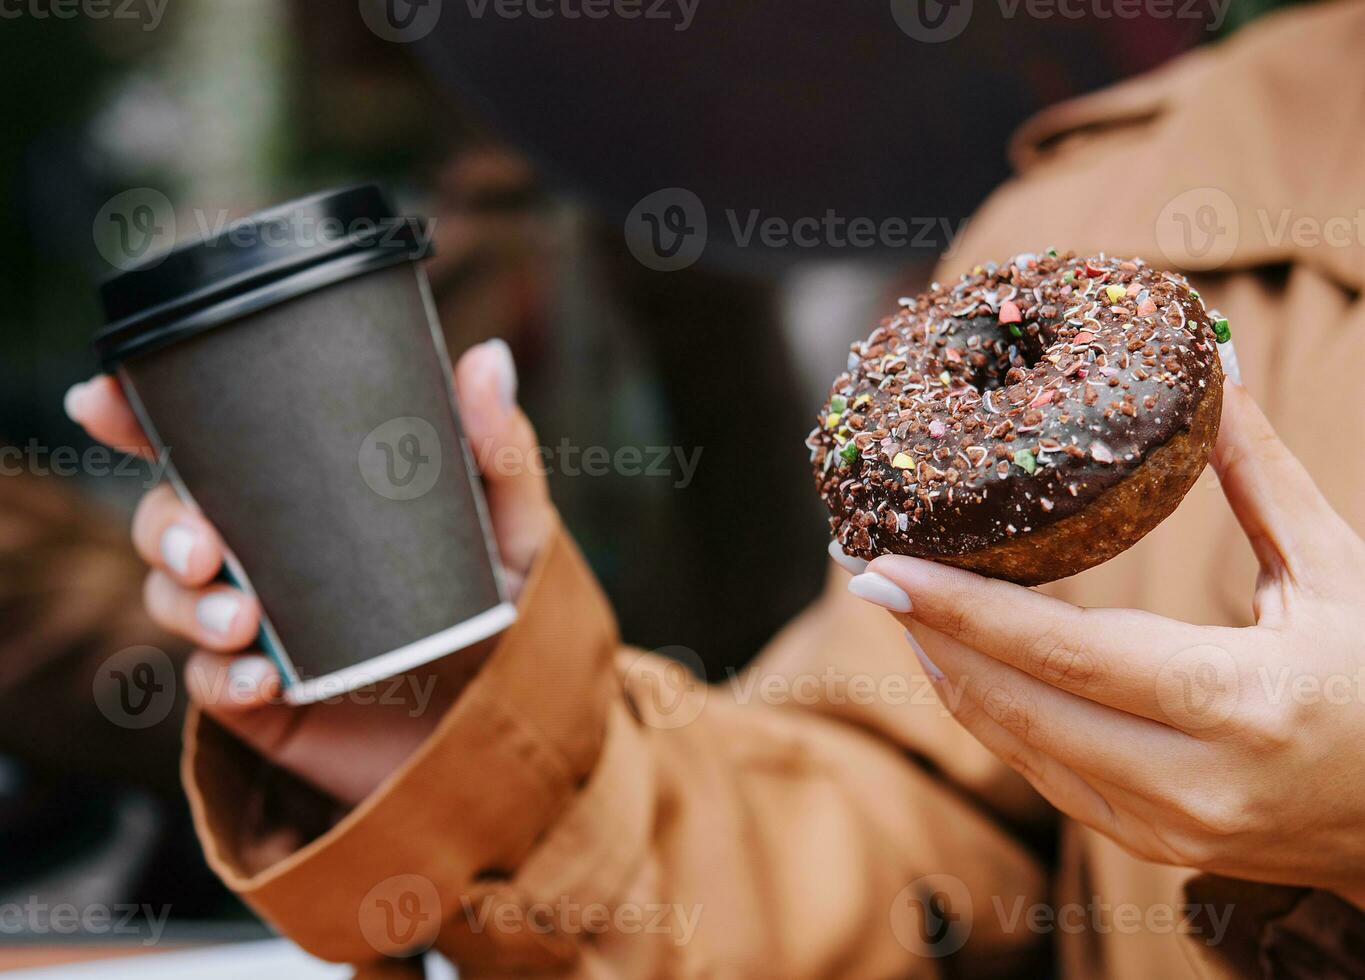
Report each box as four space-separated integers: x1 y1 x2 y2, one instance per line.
0 0 1285 958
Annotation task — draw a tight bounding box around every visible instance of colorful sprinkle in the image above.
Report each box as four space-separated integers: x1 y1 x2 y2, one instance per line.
1213 317 1231 343
998 300 1022 324
830 394 847 413
839 441 859 466
1105 284 1126 304
891 452 914 469
1013 449 1037 474
825 412 841 428
928 419 947 439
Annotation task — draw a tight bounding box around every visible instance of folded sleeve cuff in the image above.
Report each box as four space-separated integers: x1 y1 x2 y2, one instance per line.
182 517 620 964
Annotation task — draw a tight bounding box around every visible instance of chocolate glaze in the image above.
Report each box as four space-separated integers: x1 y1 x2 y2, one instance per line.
810 251 1219 561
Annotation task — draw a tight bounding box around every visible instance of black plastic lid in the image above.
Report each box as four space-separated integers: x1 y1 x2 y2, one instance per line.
94 184 431 369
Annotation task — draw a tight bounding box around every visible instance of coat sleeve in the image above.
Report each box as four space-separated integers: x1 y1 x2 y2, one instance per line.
182 516 1053 978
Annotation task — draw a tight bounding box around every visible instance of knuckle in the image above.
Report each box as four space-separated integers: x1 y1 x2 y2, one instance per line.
1244 703 1298 752
1181 789 1252 842
1226 672 1300 749
937 602 973 645
141 572 176 626
980 686 1034 743
1024 632 1096 691
141 570 163 608
131 485 176 546
1215 440 1261 493
1151 823 1221 870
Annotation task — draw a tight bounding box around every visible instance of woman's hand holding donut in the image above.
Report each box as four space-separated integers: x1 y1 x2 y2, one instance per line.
843 382 1365 907
65 340 553 807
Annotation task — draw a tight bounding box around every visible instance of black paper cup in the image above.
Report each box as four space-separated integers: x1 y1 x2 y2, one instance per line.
93 185 515 704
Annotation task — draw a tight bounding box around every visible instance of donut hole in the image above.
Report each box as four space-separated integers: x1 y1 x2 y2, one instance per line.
950 315 1049 393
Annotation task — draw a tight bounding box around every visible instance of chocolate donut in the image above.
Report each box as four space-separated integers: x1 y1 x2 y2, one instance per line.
811 251 1224 585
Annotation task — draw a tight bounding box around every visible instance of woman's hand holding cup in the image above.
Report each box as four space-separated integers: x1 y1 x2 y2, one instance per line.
66 339 551 807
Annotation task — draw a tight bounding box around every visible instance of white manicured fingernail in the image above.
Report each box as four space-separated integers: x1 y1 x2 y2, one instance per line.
848 572 913 613
905 629 945 682
1217 339 1241 386
484 338 517 411
63 381 91 422
161 524 196 576
197 592 241 636
227 656 274 699
828 539 869 575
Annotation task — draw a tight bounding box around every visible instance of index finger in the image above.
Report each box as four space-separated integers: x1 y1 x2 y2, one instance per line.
859 555 1232 724
1211 382 1355 594
64 374 155 457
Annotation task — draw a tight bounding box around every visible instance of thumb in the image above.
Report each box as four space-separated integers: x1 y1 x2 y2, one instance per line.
1212 380 1352 594
453 339 553 589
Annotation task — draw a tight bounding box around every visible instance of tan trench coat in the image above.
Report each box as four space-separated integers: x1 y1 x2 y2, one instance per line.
182 3 1365 976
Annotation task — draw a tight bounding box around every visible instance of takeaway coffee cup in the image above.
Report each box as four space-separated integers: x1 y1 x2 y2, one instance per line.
93 185 515 703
